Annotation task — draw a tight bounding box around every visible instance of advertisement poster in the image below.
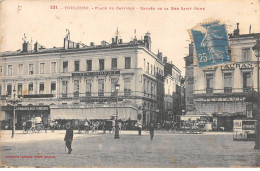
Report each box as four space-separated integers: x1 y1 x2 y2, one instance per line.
0 0 259 168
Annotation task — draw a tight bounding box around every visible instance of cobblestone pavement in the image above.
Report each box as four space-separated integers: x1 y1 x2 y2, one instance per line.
0 130 259 168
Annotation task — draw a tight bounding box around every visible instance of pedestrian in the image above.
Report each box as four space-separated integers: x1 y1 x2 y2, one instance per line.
64 122 73 154
149 122 155 140
137 122 142 135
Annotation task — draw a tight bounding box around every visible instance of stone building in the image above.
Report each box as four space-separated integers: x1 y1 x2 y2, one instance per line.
192 24 260 131
0 31 164 129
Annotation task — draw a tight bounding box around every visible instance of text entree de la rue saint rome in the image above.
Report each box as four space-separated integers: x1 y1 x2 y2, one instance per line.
61 6 205 11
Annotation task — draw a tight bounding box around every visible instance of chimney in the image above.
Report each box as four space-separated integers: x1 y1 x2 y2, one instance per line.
163 57 167 63
189 43 193 56
22 42 32 52
101 40 106 47
233 23 240 36
112 38 115 44
119 39 122 44
144 32 151 50
90 42 95 46
157 50 163 60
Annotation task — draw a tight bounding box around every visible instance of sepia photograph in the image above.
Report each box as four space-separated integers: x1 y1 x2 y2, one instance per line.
0 0 259 168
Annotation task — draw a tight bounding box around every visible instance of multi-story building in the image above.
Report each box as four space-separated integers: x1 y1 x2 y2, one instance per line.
184 43 194 113
0 31 164 129
193 23 260 131
163 57 182 121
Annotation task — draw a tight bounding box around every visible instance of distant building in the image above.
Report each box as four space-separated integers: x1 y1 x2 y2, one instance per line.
0 31 164 129
163 57 182 121
184 43 194 113
192 23 260 131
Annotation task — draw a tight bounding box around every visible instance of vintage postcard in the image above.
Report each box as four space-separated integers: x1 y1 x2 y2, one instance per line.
0 0 259 168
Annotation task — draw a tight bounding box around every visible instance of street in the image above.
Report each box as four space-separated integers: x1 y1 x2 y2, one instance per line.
1 130 259 167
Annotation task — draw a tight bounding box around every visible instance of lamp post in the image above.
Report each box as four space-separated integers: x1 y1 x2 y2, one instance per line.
252 35 260 149
114 83 120 139
7 86 22 138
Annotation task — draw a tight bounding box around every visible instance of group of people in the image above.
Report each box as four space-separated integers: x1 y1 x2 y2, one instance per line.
63 122 156 154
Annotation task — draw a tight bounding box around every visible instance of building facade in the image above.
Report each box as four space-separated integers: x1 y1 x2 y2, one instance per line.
184 43 194 113
192 24 260 131
0 32 164 129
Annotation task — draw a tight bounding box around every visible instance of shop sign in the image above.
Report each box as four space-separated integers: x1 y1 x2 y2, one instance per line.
15 106 50 111
72 70 120 77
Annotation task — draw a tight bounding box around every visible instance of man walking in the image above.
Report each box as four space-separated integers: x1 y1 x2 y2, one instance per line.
149 122 155 140
64 122 73 154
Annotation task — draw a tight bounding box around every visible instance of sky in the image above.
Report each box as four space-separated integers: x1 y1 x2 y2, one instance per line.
0 0 259 74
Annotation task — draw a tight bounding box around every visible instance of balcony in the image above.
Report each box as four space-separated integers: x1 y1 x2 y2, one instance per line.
98 92 104 96
243 87 252 92
206 88 213 93
86 92 91 96
23 94 54 98
124 90 131 96
224 87 232 93
62 94 68 98
74 92 79 97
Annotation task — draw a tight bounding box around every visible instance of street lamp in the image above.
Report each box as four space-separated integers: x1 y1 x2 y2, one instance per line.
6 86 22 138
252 35 260 149
114 83 120 139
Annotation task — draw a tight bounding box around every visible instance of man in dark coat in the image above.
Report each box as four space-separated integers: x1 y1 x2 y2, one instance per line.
64 122 73 154
149 122 155 140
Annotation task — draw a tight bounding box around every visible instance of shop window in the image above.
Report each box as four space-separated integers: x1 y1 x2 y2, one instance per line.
111 78 117 96
63 61 68 73
111 58 117 70
86 60 92 71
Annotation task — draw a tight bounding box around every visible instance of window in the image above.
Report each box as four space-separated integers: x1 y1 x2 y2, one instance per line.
62 81 68 97
151 64 153 75
51 62 56 73
243 72 252 92
0 66 2 76
111 58 117 70
29 64 34 75
242 48 251 62
29 83 33 95
0 84 2 96
144 79 146 94
98 79 104 96
63 61 68 72
40 63 45 74
144 59 146 70
206 74 213 93
147 62 149 73
8 65 13 76
86 80 92 96
111 78 117 95
7 84 12 95
99 59 104 70
39 83 44 94
74 61 80 71
18 84 22 96
51 82 56 94
154 66 156 76
224 73 232 93
151 83 153 96
124 78 131 95
86 60 92 71
74 80 79 97
18 64 23 74
125 57 131 69
147 81 149 95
